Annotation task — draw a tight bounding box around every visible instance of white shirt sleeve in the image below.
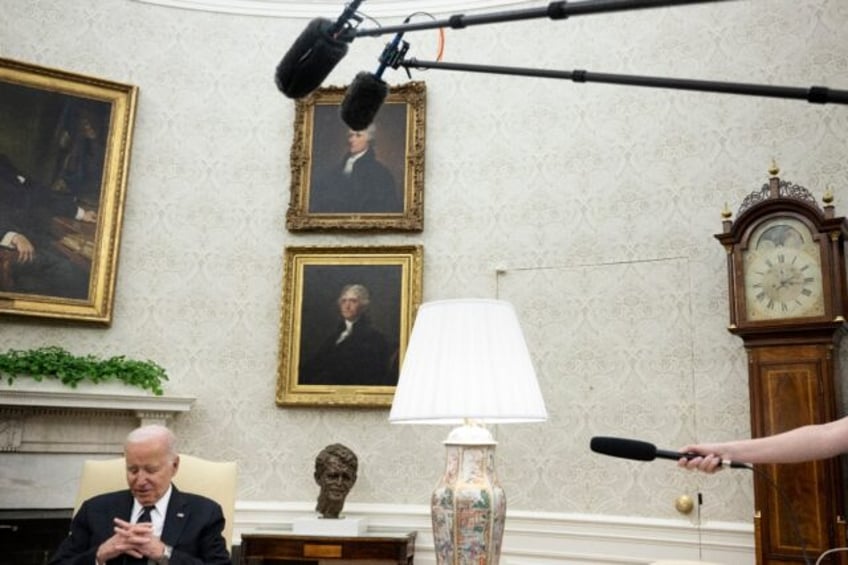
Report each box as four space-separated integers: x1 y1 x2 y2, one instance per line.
1 231 18 248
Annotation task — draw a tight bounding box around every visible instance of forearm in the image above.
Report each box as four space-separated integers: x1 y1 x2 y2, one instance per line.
703 420 848 464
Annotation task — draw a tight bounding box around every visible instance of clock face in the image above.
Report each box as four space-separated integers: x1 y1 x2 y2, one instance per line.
743 217 825 321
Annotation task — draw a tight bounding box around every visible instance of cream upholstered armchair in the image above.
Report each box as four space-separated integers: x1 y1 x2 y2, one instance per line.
73 454 237 551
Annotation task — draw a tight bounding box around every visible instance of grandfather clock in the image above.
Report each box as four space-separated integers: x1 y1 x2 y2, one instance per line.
715 164 848 565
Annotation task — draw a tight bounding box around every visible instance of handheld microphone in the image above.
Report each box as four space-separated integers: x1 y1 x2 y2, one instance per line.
340 24 409 130
274 0 365 99
590 436 751 470
591 436 811 561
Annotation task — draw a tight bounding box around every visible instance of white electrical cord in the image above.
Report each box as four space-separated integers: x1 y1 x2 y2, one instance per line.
815 547 848 565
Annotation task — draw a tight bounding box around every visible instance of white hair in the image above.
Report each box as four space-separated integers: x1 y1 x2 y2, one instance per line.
339 284 371 308
350 123 377 142
125 424 177 458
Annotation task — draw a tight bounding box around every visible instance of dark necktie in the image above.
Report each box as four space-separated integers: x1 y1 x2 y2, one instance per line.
138 505 154 524
126 506 155 564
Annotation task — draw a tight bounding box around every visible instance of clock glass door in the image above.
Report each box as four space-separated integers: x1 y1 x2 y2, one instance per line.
742 216 825 321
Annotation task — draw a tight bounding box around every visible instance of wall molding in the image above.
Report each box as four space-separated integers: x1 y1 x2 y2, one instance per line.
129 0 531 18
232 501 755 564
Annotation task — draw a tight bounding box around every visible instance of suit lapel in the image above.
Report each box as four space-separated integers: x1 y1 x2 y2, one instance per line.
118 491 135 521
161 486 189 546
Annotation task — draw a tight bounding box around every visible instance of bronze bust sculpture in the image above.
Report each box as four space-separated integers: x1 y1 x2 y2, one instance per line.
314 443 358 519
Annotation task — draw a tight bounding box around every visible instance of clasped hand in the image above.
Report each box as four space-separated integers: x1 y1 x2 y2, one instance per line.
96 518 164 562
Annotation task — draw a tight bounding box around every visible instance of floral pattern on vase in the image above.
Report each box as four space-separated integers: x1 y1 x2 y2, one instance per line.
431 442 505 564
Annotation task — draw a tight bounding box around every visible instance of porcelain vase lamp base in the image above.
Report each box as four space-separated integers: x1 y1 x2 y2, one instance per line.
431 425 505 565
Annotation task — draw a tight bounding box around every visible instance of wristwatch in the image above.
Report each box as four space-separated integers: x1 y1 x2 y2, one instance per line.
155 544 172 565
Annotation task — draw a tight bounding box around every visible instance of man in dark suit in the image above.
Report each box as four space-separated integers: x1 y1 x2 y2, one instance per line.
308 124 401 214
300 283 396 386
0 153 95 298
49 425 231 565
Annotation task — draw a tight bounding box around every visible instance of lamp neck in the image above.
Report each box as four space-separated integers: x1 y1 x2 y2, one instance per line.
444 421 497 446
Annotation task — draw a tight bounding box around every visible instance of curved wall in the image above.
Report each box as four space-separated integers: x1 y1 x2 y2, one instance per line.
1 1 847 562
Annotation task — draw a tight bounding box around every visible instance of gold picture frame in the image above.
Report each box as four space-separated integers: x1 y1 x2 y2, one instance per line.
0 57 138 324
276 245 423 407
286 81 426 232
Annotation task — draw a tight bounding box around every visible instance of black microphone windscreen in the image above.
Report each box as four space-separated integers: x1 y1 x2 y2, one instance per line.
340 71 389 131
590 436 657 462
275 18 349 99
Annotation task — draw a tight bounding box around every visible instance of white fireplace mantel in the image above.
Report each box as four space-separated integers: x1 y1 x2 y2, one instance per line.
0 380 195 453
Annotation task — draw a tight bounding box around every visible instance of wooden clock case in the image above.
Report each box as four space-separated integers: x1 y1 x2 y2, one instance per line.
715 169 848 565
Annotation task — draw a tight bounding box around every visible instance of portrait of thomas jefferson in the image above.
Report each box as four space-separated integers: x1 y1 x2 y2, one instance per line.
298 264 402 387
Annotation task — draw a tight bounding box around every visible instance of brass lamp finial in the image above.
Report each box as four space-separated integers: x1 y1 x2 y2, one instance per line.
768 159 780 177
721 202 732 220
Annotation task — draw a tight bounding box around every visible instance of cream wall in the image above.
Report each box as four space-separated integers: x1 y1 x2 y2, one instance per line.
2 0 848 561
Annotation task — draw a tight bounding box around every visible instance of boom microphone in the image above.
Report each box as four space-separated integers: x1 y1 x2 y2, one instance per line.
590 436 751 469
339 71 389 131
340 24 409 130
274 0 365 99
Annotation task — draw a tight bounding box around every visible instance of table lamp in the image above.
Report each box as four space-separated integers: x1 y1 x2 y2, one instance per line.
389 298 547 565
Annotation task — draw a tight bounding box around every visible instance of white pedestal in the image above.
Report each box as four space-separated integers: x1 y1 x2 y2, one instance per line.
292 516 368 536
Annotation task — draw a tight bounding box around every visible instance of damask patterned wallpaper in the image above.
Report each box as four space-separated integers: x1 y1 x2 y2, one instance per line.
2 0 847 527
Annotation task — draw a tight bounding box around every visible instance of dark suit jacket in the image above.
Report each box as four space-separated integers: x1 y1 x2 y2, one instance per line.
49 486 231 565
0 154 79 242
0 153 91 298
300 316 396 386
309 149 400 214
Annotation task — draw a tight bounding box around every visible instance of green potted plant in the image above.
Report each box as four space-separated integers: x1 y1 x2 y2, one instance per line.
0 346 168 395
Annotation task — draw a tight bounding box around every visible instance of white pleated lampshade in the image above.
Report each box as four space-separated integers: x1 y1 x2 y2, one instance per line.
389 298 547 425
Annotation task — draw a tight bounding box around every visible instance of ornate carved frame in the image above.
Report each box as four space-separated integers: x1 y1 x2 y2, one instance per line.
276 245 423 408
0 57 138 324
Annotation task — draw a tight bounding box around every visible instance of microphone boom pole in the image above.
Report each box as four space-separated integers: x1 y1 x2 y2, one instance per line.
398 58 848 105
346 0 738 39
328 0 365 37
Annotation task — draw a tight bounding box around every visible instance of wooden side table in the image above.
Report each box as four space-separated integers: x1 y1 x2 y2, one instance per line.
240 531 416 564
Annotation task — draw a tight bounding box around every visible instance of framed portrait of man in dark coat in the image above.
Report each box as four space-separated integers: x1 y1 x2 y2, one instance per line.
285 82 426 232
0 57 137 324
276 245 423 408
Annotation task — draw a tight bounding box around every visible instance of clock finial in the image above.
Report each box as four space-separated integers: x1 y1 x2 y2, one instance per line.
721 202 732 232
767 160 781 198
823 185 835 218
823 185 834 205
